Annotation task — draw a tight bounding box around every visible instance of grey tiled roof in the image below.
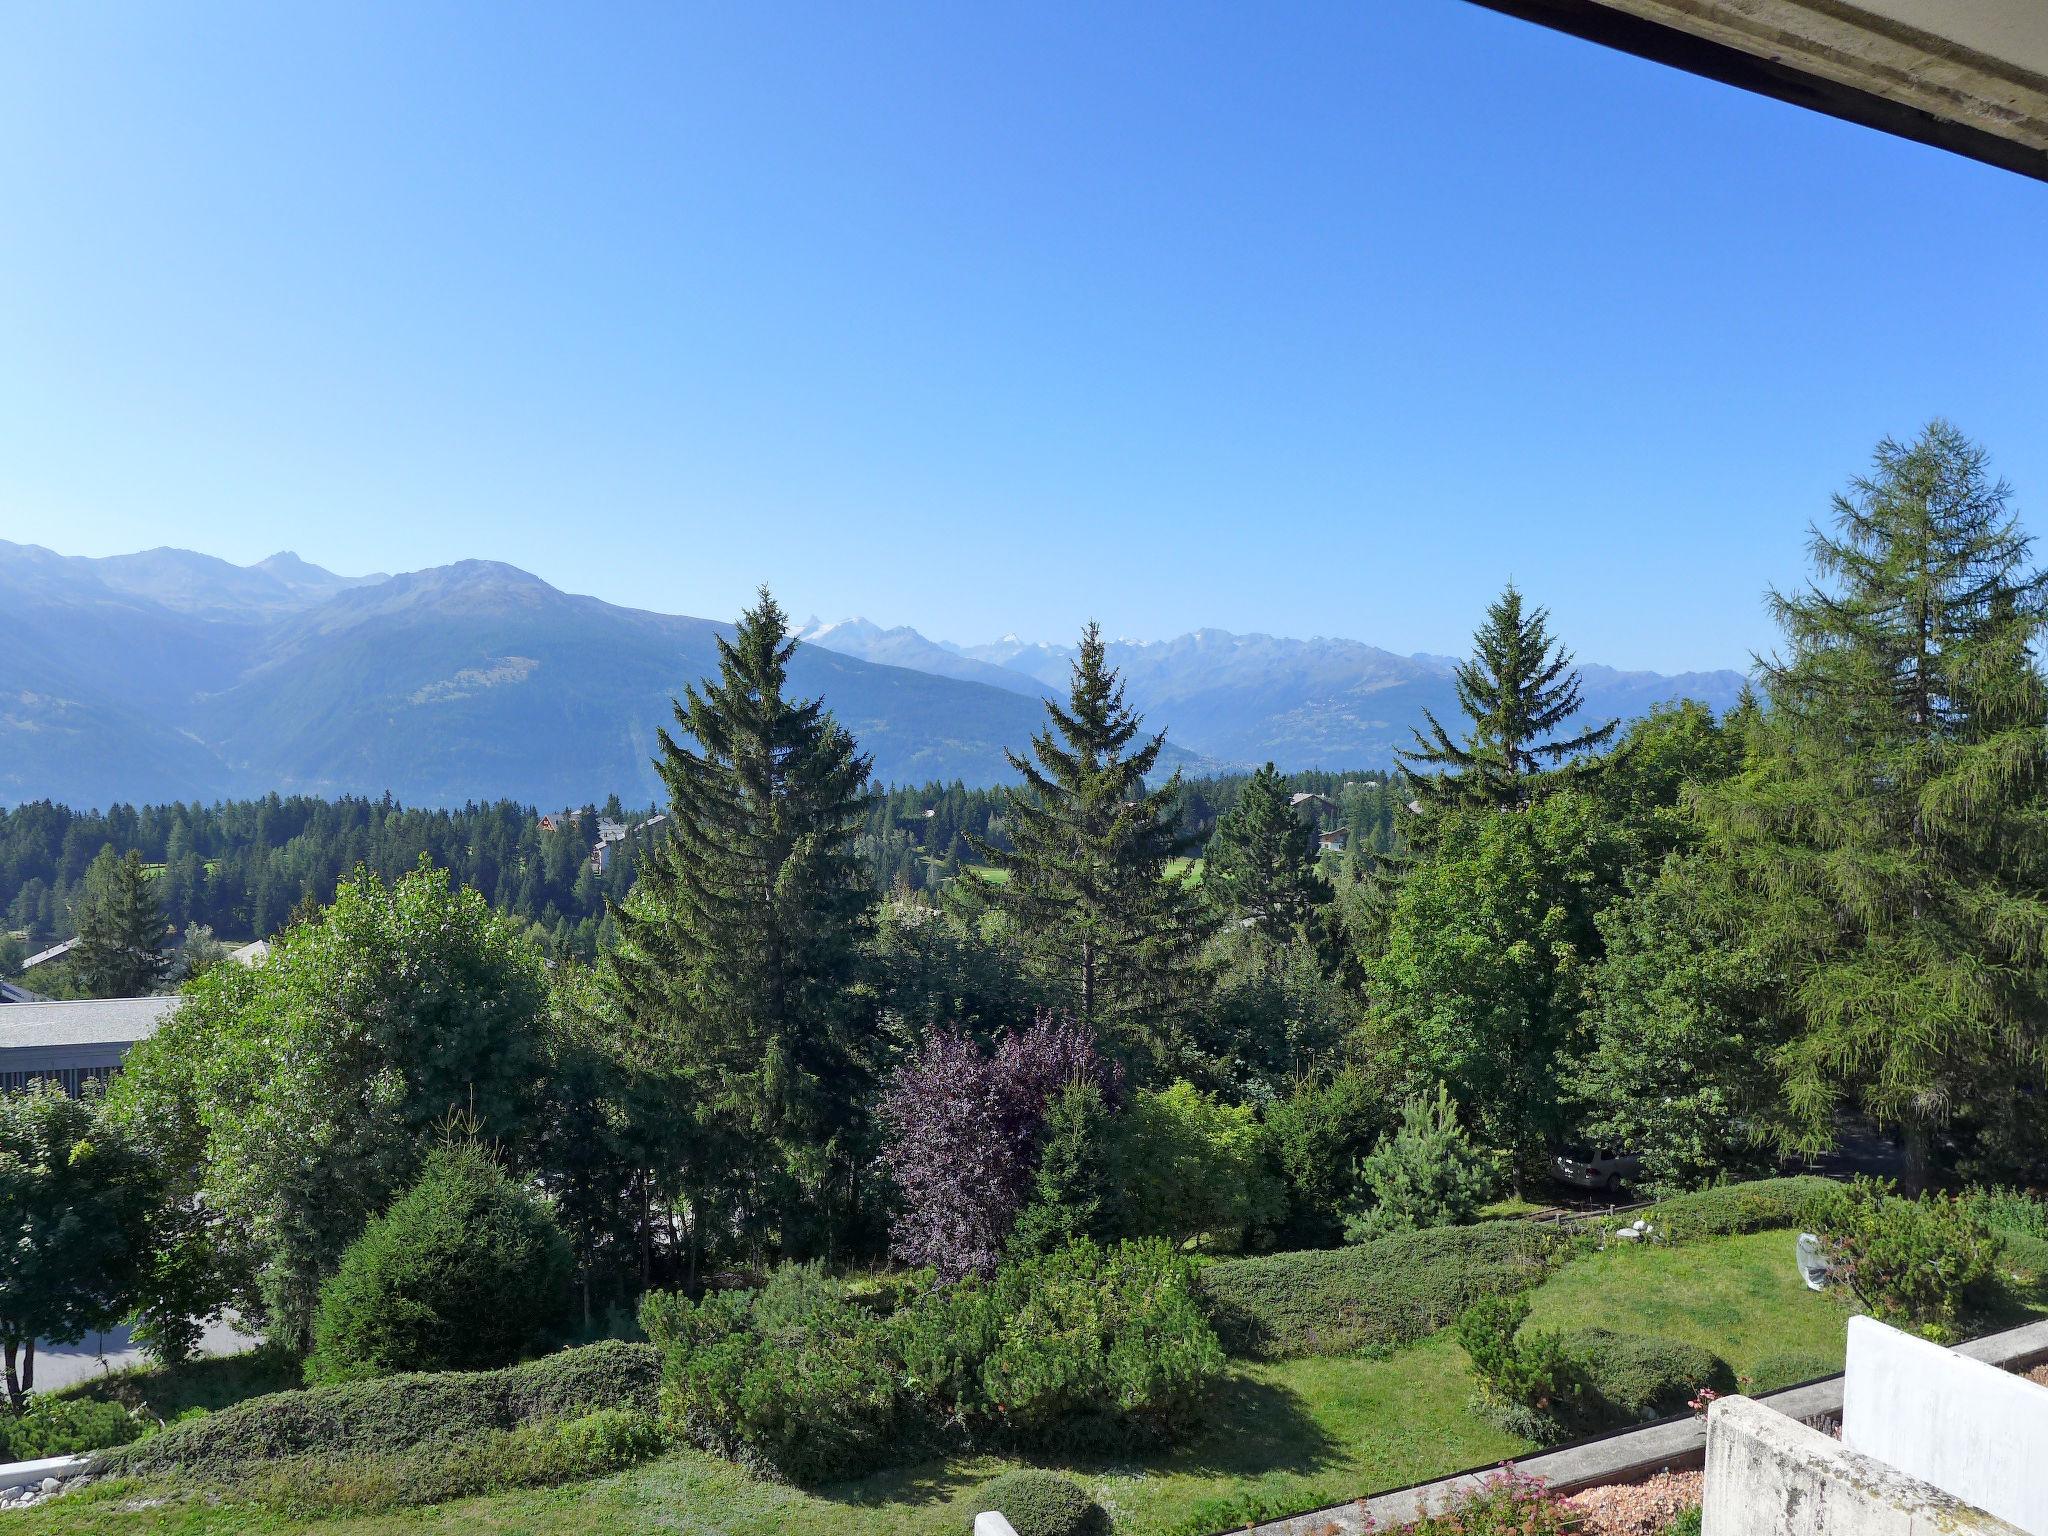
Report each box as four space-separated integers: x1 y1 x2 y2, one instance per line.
0 996 179 1051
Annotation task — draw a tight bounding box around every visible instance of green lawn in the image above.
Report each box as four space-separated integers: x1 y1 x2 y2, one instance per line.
1527 1228 1854 1380
25 1230 1850 1536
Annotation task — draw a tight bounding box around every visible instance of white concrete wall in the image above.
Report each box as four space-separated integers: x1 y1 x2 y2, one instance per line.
974 1514 1019 1536
1842 1316 2048 1536
1703 1395 2024 1536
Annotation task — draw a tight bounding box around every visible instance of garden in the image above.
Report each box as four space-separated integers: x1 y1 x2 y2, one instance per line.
13 1174 2044 1536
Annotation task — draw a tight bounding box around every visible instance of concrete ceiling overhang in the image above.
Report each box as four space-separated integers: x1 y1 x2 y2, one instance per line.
1462 0 2048 181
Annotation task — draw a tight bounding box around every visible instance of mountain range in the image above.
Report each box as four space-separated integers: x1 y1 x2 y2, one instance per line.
1 541 1747 810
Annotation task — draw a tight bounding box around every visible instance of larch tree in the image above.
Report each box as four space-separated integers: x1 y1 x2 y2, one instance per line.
607 588 879 1259
971 622 1209 1074
1697 422 2048 1186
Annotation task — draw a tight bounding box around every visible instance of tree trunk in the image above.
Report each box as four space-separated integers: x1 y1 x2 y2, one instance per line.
2 1336 19 1413
1901 1120 1931 1196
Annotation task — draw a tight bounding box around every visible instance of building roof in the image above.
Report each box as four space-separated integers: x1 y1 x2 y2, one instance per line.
0 996 179 1052
230 940 272 967
0 980 48 1005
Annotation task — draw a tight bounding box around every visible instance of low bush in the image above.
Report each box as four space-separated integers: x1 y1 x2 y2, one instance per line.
223 1407 664 1518
640 1283 904 1483
0 1396 142 1459
1811 1179 2005 1342
100 1339 659 1480
1200 1221 1564 1359
1628 1177 1838 1244
1966 1187 2048 1240
972 1470 1106 1536
1745 1351 1839 1392
978 1239 1220 1450
307 1142 574 1384
641 1239 1224 1483
1558 1329 1734 1422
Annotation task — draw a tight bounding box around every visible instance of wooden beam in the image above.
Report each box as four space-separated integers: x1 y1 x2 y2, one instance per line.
1462 0 2048 182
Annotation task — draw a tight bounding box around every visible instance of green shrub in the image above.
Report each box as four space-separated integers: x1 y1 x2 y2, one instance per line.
1453 1295 1578 1438
640 1239 1224 1483
978 1239 1221 1450
1199 1220 1564 1358
1745 1351 1839 1392
1630 1177 1838 1244
640 1283 904 1483
1811 1179 2005 1341
1558 1329 1734 1422
1662 1508 1704 1536
549 1407 664 1475
0 1396 141 1459
1113 1081 1285 1252
1346 1083 1495 1241
973 1470 1106 1536
307 1142 574 1384
100 1339 659 1480
1967 1187 2048 1240
224 1407 664 1517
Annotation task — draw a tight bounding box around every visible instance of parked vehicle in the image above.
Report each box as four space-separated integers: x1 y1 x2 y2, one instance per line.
1550 1144 1642 1192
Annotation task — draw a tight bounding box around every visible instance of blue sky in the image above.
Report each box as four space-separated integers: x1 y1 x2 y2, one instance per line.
1 3 2042 673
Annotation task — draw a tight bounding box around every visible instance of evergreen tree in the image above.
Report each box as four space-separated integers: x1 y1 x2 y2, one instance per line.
1009 1078 1118 1256
607 589 879 1259
1698 422 2048 1185
67 848 170 997
1398 583 1617 816
971 623 1210 1072
1206 763 1332 951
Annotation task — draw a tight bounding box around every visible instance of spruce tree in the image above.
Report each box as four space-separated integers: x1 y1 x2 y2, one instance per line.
1206 763 1331 951
608 589 878 1257
1398 583 1616 815
67 848 170 997
972 623 1208 1072
1699 422 2048 1185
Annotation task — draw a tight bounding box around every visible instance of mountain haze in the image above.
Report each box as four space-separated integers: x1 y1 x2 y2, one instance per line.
0 544 1103 808
4 540 1745 810
806 621 1750 771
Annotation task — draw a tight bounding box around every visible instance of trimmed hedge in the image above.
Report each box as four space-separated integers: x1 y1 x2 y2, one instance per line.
1627 1177 1838 1244
1559 1329 1734 1422
219 1407 663 1517
1199 1221 1565 1359
101 1340 659 1480
973 1470 1106 1536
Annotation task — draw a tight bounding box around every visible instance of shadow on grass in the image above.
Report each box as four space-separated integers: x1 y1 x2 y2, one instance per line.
59 1340 301 1420
809 1370 1340 1510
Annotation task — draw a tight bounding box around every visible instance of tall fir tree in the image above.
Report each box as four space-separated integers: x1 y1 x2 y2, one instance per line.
1206 763 1332 952
1398 582 1617 816
1699 422 2048 1185
66 848 170 998
607 589 879 1259
971 623 1209 1073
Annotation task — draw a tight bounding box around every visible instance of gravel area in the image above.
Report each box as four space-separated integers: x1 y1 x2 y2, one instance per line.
1565 1471 1702 1536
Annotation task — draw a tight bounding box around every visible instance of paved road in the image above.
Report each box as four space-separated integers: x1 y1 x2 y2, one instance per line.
32 1316 255 1394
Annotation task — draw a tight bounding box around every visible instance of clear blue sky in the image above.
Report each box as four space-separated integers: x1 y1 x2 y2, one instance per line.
2 2 2042 672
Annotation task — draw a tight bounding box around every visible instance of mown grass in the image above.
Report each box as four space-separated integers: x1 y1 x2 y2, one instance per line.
22 1230 1857 1536
1526 1228 1853 1380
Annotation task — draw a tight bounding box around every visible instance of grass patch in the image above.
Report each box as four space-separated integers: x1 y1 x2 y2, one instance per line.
1527 1228 1852 1383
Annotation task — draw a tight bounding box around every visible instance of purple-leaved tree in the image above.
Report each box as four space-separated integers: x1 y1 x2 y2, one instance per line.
879 1012 1117 1280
